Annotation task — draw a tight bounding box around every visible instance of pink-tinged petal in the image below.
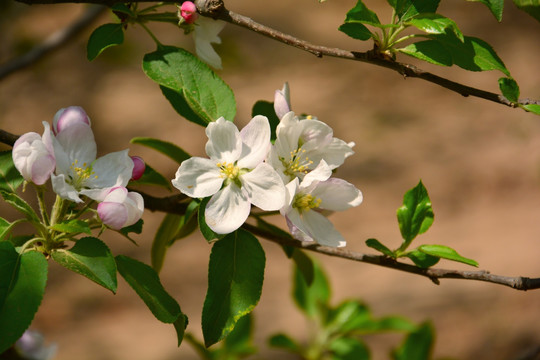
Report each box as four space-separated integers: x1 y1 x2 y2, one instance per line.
98 202 128 230
53 106 90 134
88 149 133 188
51 174 82 202
13 131 56 185
288 209 346 247
172 157 223 198
130 156 145 180
80 186 115 202
237 115 271 169
312 178 363 211
300 160 332 189
205 184 250 234
54 122 96 174
41 121 54 155
124 191 144 226
241 163 285 211
205 117 242 163
30 154 56 185
274 82 291 119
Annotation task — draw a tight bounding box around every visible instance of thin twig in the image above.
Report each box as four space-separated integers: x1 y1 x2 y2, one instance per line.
0 5 107 81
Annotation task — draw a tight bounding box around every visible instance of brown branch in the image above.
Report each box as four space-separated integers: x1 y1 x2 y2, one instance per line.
0 5 107 81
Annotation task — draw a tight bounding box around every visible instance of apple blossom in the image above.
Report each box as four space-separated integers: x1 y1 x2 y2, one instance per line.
268 111 355 183
281 161 362 247
12 122 56 185
50 115 133 203
178 1 198 24
192 16 226 69
130 156 145 181
97 186 144 230
172 116 285 234
52 106 90 135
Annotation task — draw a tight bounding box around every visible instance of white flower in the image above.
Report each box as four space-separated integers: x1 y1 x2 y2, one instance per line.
51 119 133 203
172 116 286 234
193 16 226 69
268 111 355 183
97 186 144 230
12 122 56 185
281 161 362 247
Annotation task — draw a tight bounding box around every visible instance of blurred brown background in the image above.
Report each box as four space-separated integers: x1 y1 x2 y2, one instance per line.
1 0 540 359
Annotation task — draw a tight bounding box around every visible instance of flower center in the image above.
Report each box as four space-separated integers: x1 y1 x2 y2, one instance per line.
292 193 321 213
70 159 97 189
217 162 242 187
280 148 313 180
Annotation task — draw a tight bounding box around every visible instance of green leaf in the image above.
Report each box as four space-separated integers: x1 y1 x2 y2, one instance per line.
399 40 453 66
0 218 24 241
396 180 434 245
407 14 464 41
0 190 41 225
151 213 184 273
202 230 265 347
116 255 183 324
131 137 190 165
161 86 208 127
338 22 374 41
365 238 395 257
251 100 281 142
174 313 189 347
50 219 92 235
87 23 124 61
268 333 301 353
198 197 224 243
344 0 381 25
0 151 24 193
51 237 117 292
392 322 434 360
469 0 504 21
498 77 520 102
293 259 330 318
130 163 171 190
223 314 256 355
521 104 540 115
326 300 370 332
111 3 135 16
119 219 143 244
0 243 48 353
513 0 540 22
418 244 479 267
403 249 440 268
390 0 441 21
329 337 370 360
142 46 236 124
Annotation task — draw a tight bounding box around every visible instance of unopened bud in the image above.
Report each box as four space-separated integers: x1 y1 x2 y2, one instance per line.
130 156 145 181
53 106 91 134
179 1 198 24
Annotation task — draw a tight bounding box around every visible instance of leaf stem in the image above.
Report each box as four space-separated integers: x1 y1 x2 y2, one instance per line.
139 22 164 47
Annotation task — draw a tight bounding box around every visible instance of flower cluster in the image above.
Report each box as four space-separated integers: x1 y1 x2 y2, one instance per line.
173 84 362 247
12 106 144 230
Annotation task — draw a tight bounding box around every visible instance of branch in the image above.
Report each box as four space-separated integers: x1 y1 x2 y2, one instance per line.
0 5 107 81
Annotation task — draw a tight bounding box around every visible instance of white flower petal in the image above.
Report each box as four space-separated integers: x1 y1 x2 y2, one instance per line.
205 117 242 163
274 82 291 119
312 178 363 211
124 191 144 226
281 178 299 215
237 115 271 169
288 209 346 247
300 160 332 189
87 149 133 189
299 119 333 146
274 112 301 157
172 157 223 198
241 163 285 211
306 138 354 170
205 184 251 234
51 174 82 202
54 122 96 171
193 17 225 69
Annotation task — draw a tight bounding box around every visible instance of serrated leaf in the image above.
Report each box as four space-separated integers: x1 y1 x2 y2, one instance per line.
344 0 381 25
469 0 504 21
50 219 91 235
142 46 236 124
391 0 441 21
329 337 370 360
0 151 24 193
268 333 301 353
338 22 375 41
513 0 540 22
0 243 48 353
293 259 330 318
407 14 463 41
498 77 520 102
131 137 190 165
521 104 540 115
251 100 281 142
396 181 434 245
365 238 395 257
0 190 41 225
87 23 124 61
392 322 434 360
418 244 478 267
130 162 171 190
51 237 117 292
202 230 265 347
399 40 453 66
116 255 183 323
403 249 440 268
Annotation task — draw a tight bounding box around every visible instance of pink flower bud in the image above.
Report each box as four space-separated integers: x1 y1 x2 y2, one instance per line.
97 187 144 230
130 156 145 181
53 106 90 135
180 1 198 24
12 122 55 185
